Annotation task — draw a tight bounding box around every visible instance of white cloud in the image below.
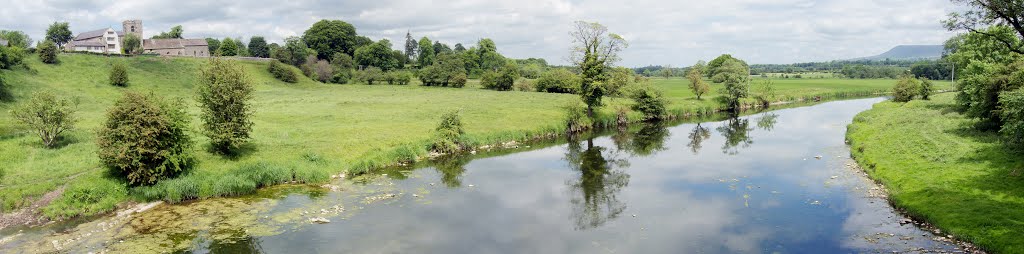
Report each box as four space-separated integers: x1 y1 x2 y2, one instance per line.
0 0 956 66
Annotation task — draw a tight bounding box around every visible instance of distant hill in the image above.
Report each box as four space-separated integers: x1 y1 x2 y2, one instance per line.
852 45 943 61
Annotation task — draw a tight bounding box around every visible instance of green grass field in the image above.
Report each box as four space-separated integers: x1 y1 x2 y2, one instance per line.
0 54 918 219
847 93 1024 253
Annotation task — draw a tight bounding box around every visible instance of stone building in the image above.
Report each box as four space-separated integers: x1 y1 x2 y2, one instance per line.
142 39 209 57
67 28 123 53
66 20 209 57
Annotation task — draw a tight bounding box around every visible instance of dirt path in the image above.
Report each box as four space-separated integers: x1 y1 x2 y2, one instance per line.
0 187 62 230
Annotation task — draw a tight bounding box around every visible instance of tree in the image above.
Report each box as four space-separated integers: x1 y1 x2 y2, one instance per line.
431 110 466 154
417 37 435 67
197 59 255 154
481 62 520 91
715 57 751 111
268 60 298 83
0 44 26 69
10 91 76 148
707 54 749 82
38 40 59 64
535 68 581 93
419 53 467 87
122 33 142 55
354 39 400 71
405 31 418 63
206 38 221 55
303 20 359 59
233 38 248 57
248 36 269 58
454 43 466 52
892 75 921 103
97 92 193 185
477 38 497 53
45 22 72 49
218 38 238 56
433 41 452 55
281 36 314 66
753 79 776 107
944 0 1024 54
151 25 183 39
920 78 934 100
0 30 32 48
109 61 129 87
630 86 667 121
658 66 673 78
687 61 710 99
569 21 628 117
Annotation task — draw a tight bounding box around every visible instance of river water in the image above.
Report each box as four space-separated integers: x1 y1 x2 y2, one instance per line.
0 98 965 253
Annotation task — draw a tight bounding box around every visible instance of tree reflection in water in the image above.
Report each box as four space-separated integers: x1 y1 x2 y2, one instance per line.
756 113 779 131
687 123 712 155
717 117 754 155
432 155 471 188
197 231 264 254
565 137 631 230
612 122 671 156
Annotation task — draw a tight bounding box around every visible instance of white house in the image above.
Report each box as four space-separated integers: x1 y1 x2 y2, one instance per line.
67 28 123 54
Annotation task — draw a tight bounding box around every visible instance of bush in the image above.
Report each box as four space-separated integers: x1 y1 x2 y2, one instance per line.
630 87 667 121
109 61 129 87
892 76 920 102
431 110 465 154
38 40 58 64
999 88 1024 147
267 60 298 83
564 103 593 133
919 78 933 100
197 59 255 154
753 79 776 107
355 66 384 85
0 45 25 69
387 71 413 85
451 73 467 88
10 91 77 148
332 69 351 84
514 78 533 92
535 69 580 94
481 63 519 91
98 92 194 185
300 55 317 79
313 60 333 83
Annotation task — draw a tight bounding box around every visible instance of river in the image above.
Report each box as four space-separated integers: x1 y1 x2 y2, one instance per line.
0 97 965 253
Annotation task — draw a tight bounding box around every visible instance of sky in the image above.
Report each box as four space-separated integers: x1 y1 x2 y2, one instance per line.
0 0 959 66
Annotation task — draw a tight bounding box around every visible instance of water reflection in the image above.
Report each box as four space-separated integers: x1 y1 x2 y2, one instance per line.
612 123 671 156
432 155 471 188
687 123 712 155
717 117 754 155
756 113 779 131
564 138 631 230
189 233 265 254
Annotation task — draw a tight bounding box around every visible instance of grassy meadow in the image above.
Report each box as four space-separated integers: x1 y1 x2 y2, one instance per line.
847 93 1024 253
0 53 915 219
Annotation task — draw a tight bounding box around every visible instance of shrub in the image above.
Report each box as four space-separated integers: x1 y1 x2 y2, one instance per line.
535 69 580 94
605 67 636 96
355 66 384 85
313 60 333 83
10 91 77 148
197 58 255 154
919 78 933 100
332 69 351 84
97 92 194 186
630 87 668 121
109 61 129 87
999 88 1024 147
892 76 920 102
564 103 593 133
0 45 25 69
300 55 318 79
267 60 298 83
38 40 58 64
753 79 776 107
387 71 413 85
451 73 467 88
431 110 465 154
514 78 533 92
481 63 519 91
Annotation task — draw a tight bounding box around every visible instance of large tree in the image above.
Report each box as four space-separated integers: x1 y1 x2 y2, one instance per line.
569 21 628 117
45 22 72 49
715 57 752 111
944 0 1024 54
404 31 418 63
151 25 183 39
303 20 358 59
354 39 400 71
219 38 238 56
283 36 314 66
248 36 269 58
205 38 221 55
418 37 435 67
0 30 32 48
122 34 141 55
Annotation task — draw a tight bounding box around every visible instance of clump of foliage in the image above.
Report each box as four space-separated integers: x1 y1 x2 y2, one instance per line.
386 71 413 85
122 34 141 55
481 63 519 91
109 61 129 87
535 68 580 94
38 40 59 64
687 62 710 100
418 53 466 87
892 76 921 103
10 91 77 148
300 55 318 79
313 59 334 83
999 88 1024 147
564 103 593 133
513 78 533 91
713 56 750 111
919 78 934 100
604 67 637 96
451 73 467 88
267 60 298 83
570 21 627 117
97 92 194 185
753 79 776 107
0 43 26 69
356 66 385 85
630 86 668 121
431 110 466 154
197 59 255 154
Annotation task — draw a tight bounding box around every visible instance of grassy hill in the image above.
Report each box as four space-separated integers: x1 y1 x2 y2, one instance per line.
0 53 920 219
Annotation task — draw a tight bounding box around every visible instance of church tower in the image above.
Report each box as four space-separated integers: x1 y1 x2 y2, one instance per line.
122 20 143 38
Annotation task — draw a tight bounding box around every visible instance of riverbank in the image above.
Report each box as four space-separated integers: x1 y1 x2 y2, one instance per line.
846 93 1024 254
0 54 927 225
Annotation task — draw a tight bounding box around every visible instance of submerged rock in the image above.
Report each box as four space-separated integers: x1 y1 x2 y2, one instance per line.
310 217 331 224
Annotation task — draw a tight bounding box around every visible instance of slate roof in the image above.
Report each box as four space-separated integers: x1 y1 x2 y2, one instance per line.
143 39 208 50
73 28 113 41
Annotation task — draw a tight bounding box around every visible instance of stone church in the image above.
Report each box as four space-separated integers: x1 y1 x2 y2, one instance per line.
68 20 209 57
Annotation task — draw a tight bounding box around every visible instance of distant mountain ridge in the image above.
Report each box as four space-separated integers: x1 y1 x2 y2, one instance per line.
852 45 943 61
